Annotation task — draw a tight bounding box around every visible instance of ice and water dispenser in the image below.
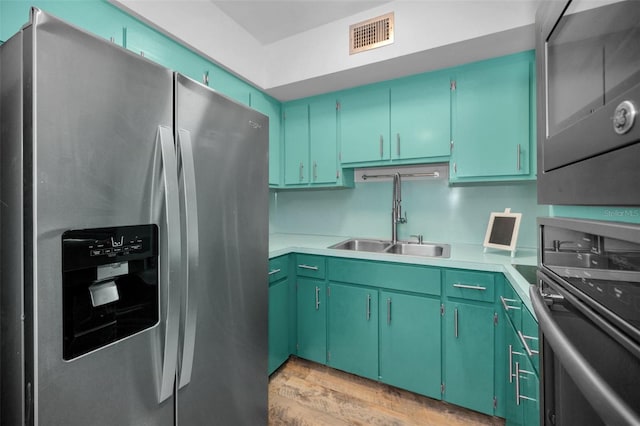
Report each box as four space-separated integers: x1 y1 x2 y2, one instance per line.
62 225 159 360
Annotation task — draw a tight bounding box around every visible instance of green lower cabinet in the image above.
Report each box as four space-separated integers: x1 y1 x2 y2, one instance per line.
269 278 290 374
296 277 327 364
444 301 496 415
520 356 540 426
379 291 442 399
327 283 378 380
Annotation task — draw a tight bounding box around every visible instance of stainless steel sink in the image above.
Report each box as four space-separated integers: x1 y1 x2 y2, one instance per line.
385 242 451 258
329 238 393 253
329 238 450 258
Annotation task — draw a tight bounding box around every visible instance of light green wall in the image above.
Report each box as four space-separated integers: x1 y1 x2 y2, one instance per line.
549 205 640 224
270 181 546 249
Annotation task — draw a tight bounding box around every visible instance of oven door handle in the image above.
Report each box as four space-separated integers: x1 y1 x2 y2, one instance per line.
530 285 640 426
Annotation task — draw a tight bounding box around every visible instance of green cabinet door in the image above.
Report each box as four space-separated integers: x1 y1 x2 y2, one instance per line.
296 277 326 364
452 52 532 179
283 103 310 185
309 97 338 184
339 86 390 163
444 301 496 415
269 278 290 374
251 91 282 186
521 356 540 426
390 73 451 161
505 322 525 426
379 291 442 399
327 283 378 380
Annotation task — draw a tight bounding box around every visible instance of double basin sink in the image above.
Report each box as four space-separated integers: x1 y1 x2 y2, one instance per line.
329 238 451 258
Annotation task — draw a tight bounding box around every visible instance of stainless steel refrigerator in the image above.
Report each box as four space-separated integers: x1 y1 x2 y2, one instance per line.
0 8 268 425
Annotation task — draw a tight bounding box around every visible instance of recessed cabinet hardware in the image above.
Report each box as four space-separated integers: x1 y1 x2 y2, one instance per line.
453 283 487 291
268 268 281 276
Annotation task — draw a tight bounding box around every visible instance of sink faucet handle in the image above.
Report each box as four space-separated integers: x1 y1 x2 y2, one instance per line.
399 211 407 224
410 234 423 244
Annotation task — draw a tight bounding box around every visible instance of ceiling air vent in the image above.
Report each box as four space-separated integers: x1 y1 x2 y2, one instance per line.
349 12 394 55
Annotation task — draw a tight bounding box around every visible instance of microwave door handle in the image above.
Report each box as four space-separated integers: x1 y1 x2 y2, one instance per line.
154 126 182 403
176 129 200 389
530 286 640 426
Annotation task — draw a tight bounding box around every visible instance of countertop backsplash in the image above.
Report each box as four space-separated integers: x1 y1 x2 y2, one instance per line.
270 179 547 249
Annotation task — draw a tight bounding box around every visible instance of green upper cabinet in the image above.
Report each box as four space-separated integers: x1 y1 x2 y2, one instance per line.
327 283 378 380
282 96 351 188
379 290 442 399
339 86 390 163
450 51 535 182
250 91 282 186
390 72 451 161
309 97 339 184
283 102 310 185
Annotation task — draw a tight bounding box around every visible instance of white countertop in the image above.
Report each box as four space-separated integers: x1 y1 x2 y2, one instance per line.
269 233 538 314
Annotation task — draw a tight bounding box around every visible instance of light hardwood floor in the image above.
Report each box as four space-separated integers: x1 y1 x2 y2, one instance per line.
269 357 505 426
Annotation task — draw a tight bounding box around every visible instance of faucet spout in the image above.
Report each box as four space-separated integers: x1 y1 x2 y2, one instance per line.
391 173 406 244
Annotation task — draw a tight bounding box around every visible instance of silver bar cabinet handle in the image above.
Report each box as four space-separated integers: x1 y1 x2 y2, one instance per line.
453 283 487 291
299 162 304 181
515 361 521 406
366 294 371 321
500 296 521 311
396 133 400 156
315 286 320 310
379 135 384 158
177 129 200 389
454 307 459 338
268 268 281 276
313 161 318 181
517 330 539 356
508 344 514 383
517 144 521 171
298 264 318 271
387 298 392 324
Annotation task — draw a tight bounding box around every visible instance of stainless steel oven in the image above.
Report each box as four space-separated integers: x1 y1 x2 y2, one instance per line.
536 0 640 205
532 217 640 425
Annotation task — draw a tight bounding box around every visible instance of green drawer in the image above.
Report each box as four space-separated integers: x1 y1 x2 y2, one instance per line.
444 269 496 302
268 255 289 284
295 254 326 279
327 258 440 296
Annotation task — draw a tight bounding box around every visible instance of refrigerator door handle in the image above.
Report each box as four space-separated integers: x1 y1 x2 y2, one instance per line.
177 129 200 389
155 126 182 403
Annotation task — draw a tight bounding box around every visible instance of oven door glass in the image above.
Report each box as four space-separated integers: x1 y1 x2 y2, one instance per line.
532 273 640 425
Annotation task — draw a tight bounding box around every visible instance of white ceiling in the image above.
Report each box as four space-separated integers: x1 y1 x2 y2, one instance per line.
211 1 391 45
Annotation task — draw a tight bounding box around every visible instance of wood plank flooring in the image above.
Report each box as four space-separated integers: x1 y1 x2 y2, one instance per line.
269 357 505 426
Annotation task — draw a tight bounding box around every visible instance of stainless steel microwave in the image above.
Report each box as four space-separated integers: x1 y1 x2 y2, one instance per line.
536 0 640 206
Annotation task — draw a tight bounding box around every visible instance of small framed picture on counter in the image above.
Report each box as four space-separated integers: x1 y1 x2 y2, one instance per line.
483 208 522 257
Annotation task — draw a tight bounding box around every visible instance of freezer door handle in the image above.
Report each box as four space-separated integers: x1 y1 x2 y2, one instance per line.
177 129 200 389
155 126 182 403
